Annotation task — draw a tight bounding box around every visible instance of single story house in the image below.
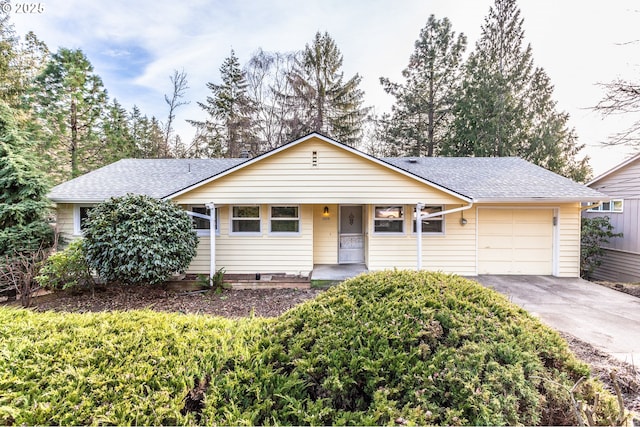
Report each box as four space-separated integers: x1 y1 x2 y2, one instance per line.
585 152 640 282
48 133 606 278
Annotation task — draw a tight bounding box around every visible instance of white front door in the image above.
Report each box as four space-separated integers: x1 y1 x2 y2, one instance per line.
339 205 365 264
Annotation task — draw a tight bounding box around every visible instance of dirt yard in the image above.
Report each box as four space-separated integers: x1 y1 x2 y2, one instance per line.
24 282 640 416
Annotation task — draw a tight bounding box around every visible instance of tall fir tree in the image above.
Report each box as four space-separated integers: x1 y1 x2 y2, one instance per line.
380 15 466 157
100 99 136 163
34 48 108 182
0 101 53 255
189 50 256 158
285 31 368 146
442 0 590 181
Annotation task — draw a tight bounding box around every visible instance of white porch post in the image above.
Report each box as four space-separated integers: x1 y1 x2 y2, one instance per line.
416 202 424 270
206 202 216 278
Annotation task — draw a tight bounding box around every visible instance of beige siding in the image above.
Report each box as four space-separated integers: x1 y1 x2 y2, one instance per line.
590 248 640 282
172 137 465 205
558 204 582 277
313 204 338 264
478 208 554 275
56 203 77 243
187 205 314 275
367 205 477 275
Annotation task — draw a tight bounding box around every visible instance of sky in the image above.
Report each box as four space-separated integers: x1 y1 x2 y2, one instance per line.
8 0 640 177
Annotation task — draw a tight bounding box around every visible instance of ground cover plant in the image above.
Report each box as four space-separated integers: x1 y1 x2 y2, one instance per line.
0 271 620 425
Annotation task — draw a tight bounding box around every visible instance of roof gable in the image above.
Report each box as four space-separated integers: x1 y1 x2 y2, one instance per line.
588 152 640 186
170 134 471 205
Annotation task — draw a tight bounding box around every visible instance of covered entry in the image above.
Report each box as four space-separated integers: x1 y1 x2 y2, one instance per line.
478 208 555 275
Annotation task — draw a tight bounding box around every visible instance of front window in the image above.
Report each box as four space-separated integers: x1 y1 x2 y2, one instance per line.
374 206 404 233
190 206 219 235
231 205 261 233
74 205 95 234
270 206 300 233
413 206 444 233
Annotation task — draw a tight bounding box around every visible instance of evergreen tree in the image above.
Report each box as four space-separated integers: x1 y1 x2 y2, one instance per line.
34 48 108 182
0 101 53 256
380 15 466 157
442 0 590 181
285 31 368 146
100 99 136 163
189 50 255 158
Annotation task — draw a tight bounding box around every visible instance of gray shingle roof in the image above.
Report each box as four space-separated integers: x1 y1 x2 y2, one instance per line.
48 158 246 202
383 157 605 201
48 155 606 203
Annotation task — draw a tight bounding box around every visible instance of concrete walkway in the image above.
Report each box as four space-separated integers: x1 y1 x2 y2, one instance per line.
311 264 368 281
471 275 640 363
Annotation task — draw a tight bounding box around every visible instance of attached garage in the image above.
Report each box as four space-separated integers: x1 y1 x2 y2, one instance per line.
478 208 555 275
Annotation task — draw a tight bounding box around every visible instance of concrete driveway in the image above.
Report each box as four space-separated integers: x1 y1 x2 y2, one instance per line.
471 275 640 364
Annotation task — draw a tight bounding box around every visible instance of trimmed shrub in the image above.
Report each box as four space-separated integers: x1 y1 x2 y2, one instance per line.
0 271 620 425
36 239 93 292
83 194 198 285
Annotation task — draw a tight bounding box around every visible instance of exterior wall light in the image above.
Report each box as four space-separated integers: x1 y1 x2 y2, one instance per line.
460 213 468 226
323 206 330 217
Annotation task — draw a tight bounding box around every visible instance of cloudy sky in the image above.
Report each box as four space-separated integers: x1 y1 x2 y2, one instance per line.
9 0 640 176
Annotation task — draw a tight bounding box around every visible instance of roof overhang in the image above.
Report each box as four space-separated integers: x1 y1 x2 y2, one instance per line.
49 198 105 204
473 197 609 204
163 132 473 203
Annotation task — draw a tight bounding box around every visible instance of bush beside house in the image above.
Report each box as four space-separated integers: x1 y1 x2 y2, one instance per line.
82 194 198 285
0 271 619 425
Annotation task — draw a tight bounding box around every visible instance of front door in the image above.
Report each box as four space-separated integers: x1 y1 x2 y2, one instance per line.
339 205 365 264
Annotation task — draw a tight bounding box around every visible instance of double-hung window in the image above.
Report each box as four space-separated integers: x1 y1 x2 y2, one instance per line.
270 206 300 233
413 205 444 234
73 205 95 235
190 206 219 236
374 206 404 233
231 206 261 233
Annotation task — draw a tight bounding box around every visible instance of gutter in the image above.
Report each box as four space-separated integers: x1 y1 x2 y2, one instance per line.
416 201 474 270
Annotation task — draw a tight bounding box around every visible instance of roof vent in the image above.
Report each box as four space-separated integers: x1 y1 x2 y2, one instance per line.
407 158 418 163
240 149 251 159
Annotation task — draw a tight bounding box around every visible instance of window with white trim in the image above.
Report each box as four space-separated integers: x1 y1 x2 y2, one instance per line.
190 206 219 236
413 205 444 233
270 206 300 233
374 206 404 233
588 200 624 213
73 205 95 235
231 205 261 233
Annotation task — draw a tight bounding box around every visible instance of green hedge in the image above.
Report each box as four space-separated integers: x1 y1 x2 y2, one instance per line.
0 271 617 425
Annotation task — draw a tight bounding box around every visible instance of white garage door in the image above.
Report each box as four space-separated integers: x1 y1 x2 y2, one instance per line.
478 208 554 275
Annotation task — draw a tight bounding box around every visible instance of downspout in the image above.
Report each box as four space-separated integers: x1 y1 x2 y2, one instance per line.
416 201 474 270
206 202 216 279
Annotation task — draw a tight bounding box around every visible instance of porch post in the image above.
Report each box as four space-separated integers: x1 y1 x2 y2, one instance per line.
416 202 424 270
206 202 216 278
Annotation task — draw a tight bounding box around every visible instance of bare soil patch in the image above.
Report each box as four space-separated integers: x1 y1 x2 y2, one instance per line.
23 283 640 417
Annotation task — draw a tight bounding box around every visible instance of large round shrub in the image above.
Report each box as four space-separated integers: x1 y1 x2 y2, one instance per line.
201 271 618 426
83 194 198 285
